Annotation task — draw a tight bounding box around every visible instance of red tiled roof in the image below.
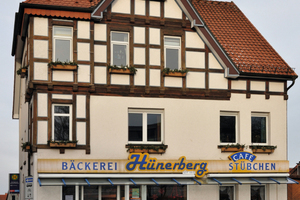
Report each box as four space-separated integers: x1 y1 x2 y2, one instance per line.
192 0 296 77
22 0 102 8
0 194 7 200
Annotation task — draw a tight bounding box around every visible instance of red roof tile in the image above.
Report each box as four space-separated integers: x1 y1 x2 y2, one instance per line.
0 194 7 200
192 0 296 77
22 0 102 9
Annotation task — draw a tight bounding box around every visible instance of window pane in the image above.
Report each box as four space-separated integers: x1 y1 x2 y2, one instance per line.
113 44 127 66
54 116 69 141
251 117 266 143
82 186 98 200
112 32 128 42
166 48 179 70
130 186 141 199
147 114 161 142
220 116 236 143
63 186 75 200
165 37 180 46
128 113 143 141
54 106 70 114
55 39 71 62
251 186 265 200
147 185 187 200
54 27 72 37
220 186 234 200
102 186 117 200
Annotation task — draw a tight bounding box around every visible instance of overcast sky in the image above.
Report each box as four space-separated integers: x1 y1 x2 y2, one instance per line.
1 0 300 195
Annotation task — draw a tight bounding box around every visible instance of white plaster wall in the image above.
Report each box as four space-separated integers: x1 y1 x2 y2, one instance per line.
189 185 218 200
37 185 61 200
164 77 182 87
149 48 161 66
186 51 205 68
52 94 73 100
209 53 223 69
150 69 161 87
269 82 284 92
149 1 160 17
134 68 146 86
135 0 146 15
185 31 205 49
37 93 48 117
164 0 182 19
76 95 86 119
94 24 107 41
111 0 131 14
52 71 73 82
78 65 90 83
251 81 265 91
209 73 228 89
134 27 145 44
77 42 90 61
77 21 90 39
134 47 146 65
94 45 107 63
236 185 250 200
34 17 48 36
277 184 287 200
37 120 48 144
186 72 205 89
77 122 86 145
231 80 247 90
149 28 160 45
111 74 130 85
94 66 107 84
34 40 48 59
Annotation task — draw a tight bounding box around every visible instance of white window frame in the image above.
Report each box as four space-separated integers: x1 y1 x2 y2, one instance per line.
52 26 73 62
251 112 269 145
219 185 235 200
52 104 72 141
220 112 239 145
111 31 129 66
164 36 181 70
251 185 266 200
128 109 164 144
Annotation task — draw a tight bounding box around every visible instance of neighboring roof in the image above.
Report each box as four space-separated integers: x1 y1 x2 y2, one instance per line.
192 0 296 77
0 194 7 200
289 163 300 179
22 0 102 8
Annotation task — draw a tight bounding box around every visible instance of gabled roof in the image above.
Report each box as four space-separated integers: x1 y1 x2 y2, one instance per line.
289 163 300 179
0 194 7 200
22 0 102 8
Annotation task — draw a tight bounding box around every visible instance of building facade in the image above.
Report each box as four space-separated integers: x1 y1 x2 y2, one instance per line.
12 0 298 200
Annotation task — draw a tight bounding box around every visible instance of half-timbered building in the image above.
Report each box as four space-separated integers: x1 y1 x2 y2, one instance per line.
11 0 298 199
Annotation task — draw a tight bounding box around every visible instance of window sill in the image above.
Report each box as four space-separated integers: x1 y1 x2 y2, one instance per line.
49 141 77 148
51 64 78 71
109 68 135 75
218 144 244 152
163 72 187 77
126 144 168 154
250 145 276 154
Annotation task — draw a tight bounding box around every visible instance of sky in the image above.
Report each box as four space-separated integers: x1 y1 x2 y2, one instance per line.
0 0 300 195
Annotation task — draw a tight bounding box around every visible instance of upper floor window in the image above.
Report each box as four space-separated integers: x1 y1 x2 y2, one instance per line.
251 113 268 144
164 36 181 70
220 112 238 144
52 104 72 141
128 109 163 144
53 26 73 62
220 186 234 200
111 31 129 66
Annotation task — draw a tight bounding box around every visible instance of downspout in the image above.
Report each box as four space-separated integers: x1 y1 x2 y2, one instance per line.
287 77 296 91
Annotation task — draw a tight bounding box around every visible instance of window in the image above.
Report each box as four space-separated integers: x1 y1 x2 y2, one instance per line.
63 186 75 200
220 186 234 200
53 26 73 62
251 113 268 144
164 36 181 70
251 186 265 200
128 109 163 144
147 185 187 200
52 104 72 141
111 31 129 66
220 112 238 143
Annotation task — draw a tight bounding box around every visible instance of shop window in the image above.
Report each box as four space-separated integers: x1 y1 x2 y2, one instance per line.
251 185 265 200
219 186 234 200
101 185 125 200
53 26 73 62
164 36 181 70
251 113 268 144
63 186 75 200
52 104 72 141
79 186 98 200
147 185 187 200
128 109 163 144
111 31 129 66
130 185 141 200
220 112 238 143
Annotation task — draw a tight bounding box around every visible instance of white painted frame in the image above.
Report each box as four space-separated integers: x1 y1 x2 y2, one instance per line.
251 112 269 145
128 109 164 144
53 26 73 62
164 36 181 70
111 31 129 66
52 104 72 141
220 111 239 145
